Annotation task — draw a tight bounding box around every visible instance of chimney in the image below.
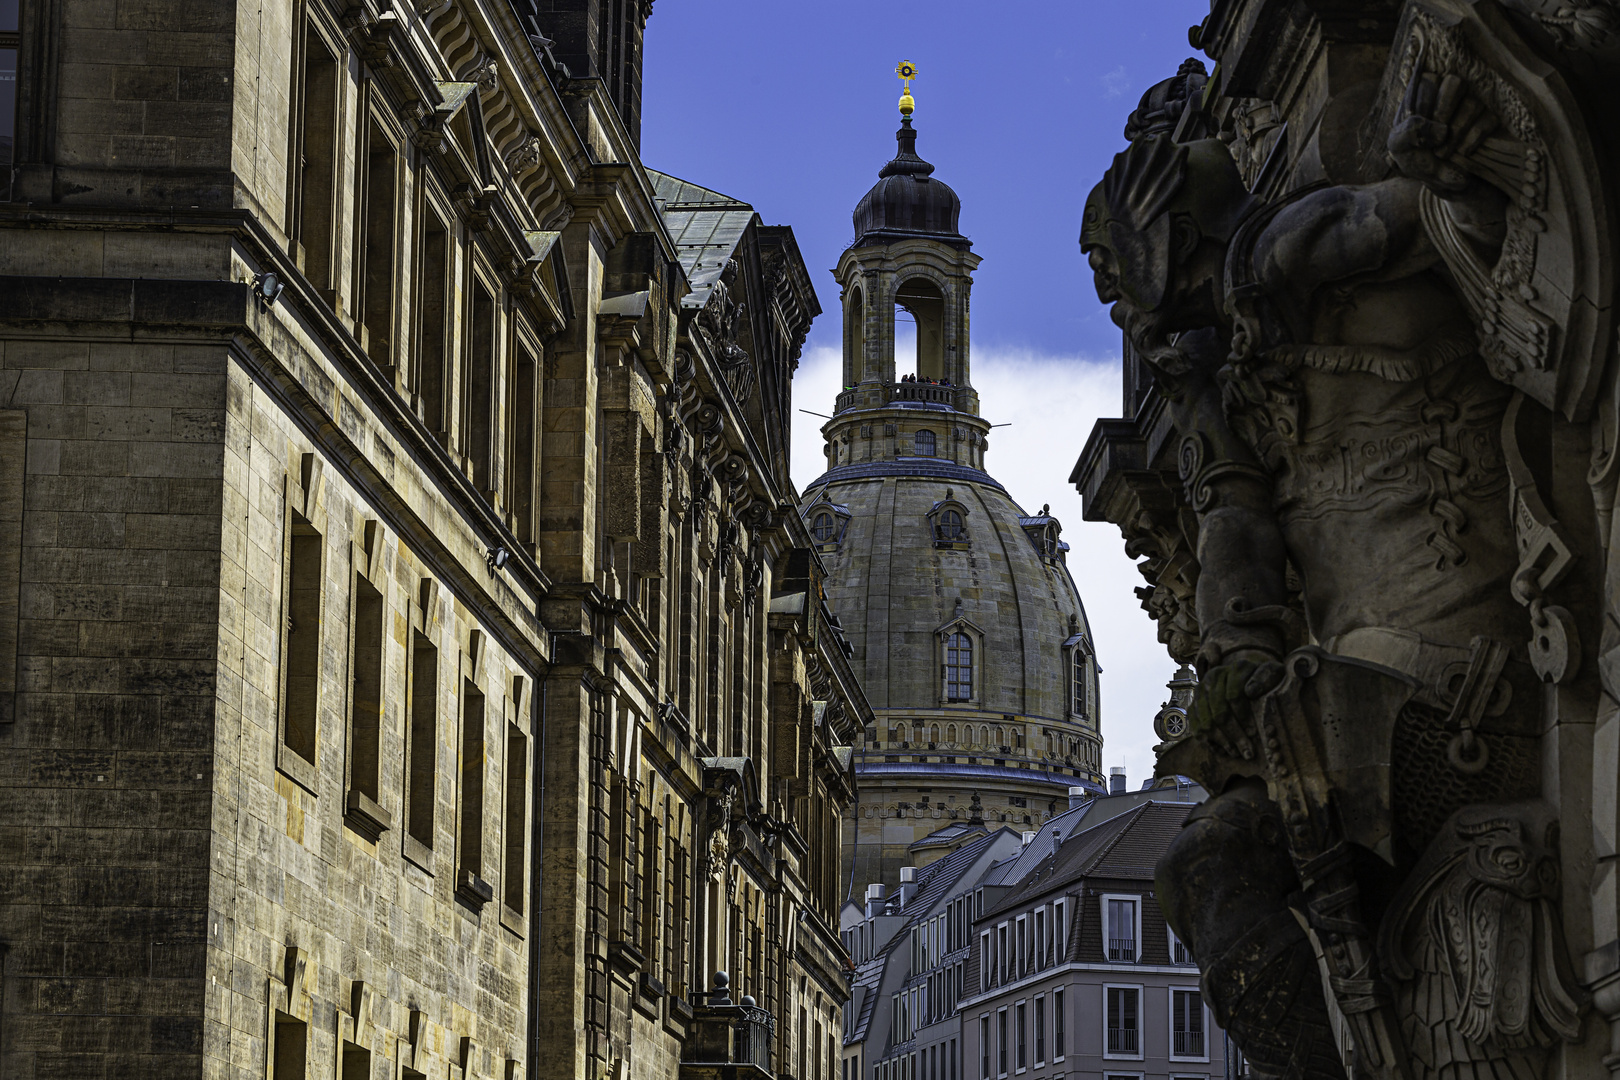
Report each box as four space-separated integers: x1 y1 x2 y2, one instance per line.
864 883 886 918
897 866 918 908
1067 785 1089 811
1110 766 1127 796
1020 831 1036 848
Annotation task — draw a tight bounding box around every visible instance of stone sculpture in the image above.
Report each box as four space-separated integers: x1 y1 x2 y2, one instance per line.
1075 1 1620 1076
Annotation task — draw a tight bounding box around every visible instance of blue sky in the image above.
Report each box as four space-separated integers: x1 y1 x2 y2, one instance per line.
640 2 1211 783
641 0 1210 360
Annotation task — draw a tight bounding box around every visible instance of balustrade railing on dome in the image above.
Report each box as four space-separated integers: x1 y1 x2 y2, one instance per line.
835 381 959 413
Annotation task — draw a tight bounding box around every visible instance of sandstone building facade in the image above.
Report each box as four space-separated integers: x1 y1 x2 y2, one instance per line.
0 2 863 1079
798 110 1104 903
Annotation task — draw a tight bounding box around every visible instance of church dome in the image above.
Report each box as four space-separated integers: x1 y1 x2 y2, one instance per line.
851 119 967 246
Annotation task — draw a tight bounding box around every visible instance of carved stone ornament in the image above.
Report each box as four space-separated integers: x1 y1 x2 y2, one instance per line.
1075 0 1620 1074
695 259 754 404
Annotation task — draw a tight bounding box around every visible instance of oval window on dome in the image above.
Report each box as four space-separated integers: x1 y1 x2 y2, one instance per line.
936 509 965 542
812 512 836 543
915 429 936 456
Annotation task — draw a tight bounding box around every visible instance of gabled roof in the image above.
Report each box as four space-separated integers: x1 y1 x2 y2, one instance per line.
645 168 755 309
982 801 1194 920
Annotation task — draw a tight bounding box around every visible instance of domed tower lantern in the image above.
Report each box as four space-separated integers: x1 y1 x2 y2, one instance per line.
832 61 984 446
804 65 1105 901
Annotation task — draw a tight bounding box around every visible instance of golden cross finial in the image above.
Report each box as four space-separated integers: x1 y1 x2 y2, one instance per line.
896 60 918 117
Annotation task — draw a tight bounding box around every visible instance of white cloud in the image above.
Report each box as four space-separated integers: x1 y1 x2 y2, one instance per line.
1101 66 1130 100
790 344 1180 791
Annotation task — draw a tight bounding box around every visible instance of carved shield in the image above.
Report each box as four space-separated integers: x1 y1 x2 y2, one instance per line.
1377 0 1614 423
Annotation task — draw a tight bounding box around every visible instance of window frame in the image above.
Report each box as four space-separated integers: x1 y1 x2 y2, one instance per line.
939 622 981 706
1053 986 1065 1062
1101 893 1142 964
1169 924 1195 966
1102 983 1144 1061
913 428 937 457
1168 986 1209 1063
928 498 971 549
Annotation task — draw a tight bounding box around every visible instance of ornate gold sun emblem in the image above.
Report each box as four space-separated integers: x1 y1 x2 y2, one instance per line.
896 61 918 116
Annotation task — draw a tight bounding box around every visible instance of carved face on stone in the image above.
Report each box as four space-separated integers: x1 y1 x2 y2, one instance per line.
1080 136 1254 354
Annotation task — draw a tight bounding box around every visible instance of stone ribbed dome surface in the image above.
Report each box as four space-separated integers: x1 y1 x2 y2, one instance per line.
851 119 965 245
803 465 1093 742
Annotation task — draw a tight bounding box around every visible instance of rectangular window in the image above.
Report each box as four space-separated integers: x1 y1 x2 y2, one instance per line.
294 29 339 290
980 931 991 990
416 212 450 433
1034 909 1045 970
1054 988 1064 1059
997 924 1008 984
1053 900 1067 965
273 1012 308 1080
1033 996 1044 1064
0 411 23 723
340 1043 369 1080
360 119 399 364
1171 988 1205 1059
1106 897 1138 962
502 721 528 913
456 677 487 894
996 1008 1007 1077
345 571 386 833
1015 1002 1026 1071
508 342 539 543
280 512 323 776
406 629 437 850
1015 917 1026 978
464 277 497 493
1170 926 1193 965
1106 986 1140 1057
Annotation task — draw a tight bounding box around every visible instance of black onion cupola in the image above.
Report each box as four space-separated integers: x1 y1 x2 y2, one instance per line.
851 118 967 247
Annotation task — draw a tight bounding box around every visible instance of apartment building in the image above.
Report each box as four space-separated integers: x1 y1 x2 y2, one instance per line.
842 779 1214 1080
961 802 1232 1080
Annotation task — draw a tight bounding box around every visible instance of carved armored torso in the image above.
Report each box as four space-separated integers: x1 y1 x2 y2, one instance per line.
1246 356 1522 655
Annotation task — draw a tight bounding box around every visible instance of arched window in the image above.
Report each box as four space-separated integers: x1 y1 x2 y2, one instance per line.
930 724 940 745
915 429 936 456
944 633 973 701
936 509 965 542
980 725 990 746
947 724 957 745
995 725 1005 747
812 512 835 543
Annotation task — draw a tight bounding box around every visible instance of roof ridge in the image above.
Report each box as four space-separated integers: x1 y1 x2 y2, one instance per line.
1074 801 1154 877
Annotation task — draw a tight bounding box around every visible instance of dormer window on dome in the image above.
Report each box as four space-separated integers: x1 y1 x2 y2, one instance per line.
805 492 851 553
929 491 970 549
1020 505 1068 564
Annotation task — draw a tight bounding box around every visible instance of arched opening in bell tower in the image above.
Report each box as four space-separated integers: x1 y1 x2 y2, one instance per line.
895 277 946 382
845 286 867 386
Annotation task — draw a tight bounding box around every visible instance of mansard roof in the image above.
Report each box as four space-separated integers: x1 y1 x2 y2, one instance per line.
645 169 755 309
981 801 1195 920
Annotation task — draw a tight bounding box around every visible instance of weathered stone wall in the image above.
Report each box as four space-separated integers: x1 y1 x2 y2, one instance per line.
0 331 226 1079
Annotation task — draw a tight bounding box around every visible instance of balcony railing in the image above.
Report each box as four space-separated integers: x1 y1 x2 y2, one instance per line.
681 983 776 1078
1173 1029 1204 1057
835 381 960 413
1107 1027 1138 1054
1107 937 1136 962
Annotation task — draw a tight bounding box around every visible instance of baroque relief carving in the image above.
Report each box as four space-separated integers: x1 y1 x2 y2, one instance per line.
1075 2 1620 1071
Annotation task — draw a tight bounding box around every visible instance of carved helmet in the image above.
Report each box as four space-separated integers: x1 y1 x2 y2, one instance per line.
1080 134 1253 315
